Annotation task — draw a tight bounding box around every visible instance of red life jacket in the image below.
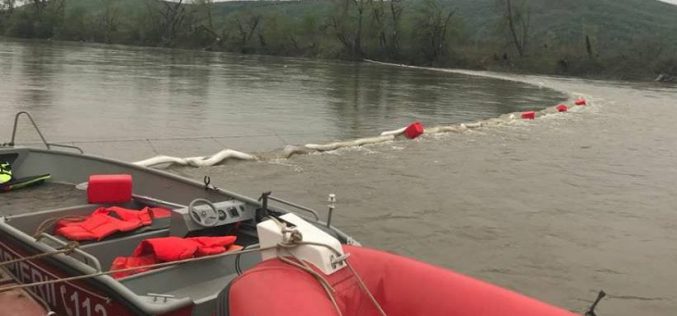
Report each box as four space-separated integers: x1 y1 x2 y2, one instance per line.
111 236 238 278
109 255 157 277
55 206 171 241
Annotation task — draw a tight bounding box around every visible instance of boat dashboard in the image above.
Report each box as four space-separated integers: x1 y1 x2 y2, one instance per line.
169 199 256 237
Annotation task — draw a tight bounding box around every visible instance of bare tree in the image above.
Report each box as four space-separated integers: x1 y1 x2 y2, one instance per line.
298 14 320 54
415 0 455 62
99 0 120 43
389 0 404 55
234 12 261 52
192 0 215 32
352 0 369 57
1 0 16 14
371 0 387 52
330 0 368 58
585 34 593 59
28 0 64 18
369 0 403 58
188 0 222 48
30 0 48 16
502 0 530 57
154 0 188 45
330 0 355 55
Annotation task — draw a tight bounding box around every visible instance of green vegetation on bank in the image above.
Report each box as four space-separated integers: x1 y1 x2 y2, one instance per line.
1 0 676 80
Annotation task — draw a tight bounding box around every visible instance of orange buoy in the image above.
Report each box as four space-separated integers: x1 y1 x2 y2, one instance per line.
574 98 587 106
404 122 424 139
556 104 568 112
521 111 536 120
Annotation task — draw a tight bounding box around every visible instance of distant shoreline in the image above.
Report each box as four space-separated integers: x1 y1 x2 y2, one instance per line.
2 0 676 83
1 35 671 85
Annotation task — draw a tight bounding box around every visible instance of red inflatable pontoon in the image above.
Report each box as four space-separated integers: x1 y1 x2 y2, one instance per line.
227 245 577 316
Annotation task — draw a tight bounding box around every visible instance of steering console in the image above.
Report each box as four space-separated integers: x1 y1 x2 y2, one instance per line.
188 198 220 227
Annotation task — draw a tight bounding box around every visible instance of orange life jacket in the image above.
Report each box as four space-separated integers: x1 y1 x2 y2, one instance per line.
55 206 171 241
111 236 238 278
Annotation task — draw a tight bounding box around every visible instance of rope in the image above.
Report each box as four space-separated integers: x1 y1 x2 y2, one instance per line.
1 242 110 305
35 133 325 145
146 139 159 155
2 218 387 316
0 241 79 268
0 244 278 294
272 219 344 315
346 261 387 316
271 218 385 316
276 241 387 316
284 241 386 316
33 215 87 240
3 263 56 315
278 254 343 316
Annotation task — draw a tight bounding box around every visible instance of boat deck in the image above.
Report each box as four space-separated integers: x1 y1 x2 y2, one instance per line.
1 183 86 217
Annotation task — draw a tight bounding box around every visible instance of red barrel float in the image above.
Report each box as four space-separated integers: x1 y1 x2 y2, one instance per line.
404 122 424 139
574 98 587 105
556 104 568 112
521 111 536 120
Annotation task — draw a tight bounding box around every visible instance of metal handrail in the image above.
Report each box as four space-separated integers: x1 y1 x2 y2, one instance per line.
267 195 321 221
38 233 103 272
6 111 84 154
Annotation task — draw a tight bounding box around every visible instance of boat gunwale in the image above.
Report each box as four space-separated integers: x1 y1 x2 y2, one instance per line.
0 218 195 315
0 146 358 315
5 146 354 233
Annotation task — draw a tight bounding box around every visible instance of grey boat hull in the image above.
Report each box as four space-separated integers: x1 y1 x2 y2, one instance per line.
0 146 353 316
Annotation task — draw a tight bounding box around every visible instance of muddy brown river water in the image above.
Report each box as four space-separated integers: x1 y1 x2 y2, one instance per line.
2 38 677 315
170 72 677 315
0 38 564 161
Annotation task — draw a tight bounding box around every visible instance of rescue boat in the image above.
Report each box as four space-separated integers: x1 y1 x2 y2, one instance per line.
0 112 586 315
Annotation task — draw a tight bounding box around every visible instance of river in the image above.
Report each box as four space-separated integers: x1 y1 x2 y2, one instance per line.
2 38 677 315
0 38 564 161
170 72 677 315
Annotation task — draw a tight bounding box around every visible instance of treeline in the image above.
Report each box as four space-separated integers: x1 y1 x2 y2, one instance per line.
0 0 676 81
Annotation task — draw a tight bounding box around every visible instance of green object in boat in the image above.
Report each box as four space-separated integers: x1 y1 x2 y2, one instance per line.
0 173 51 192
0 161 11 184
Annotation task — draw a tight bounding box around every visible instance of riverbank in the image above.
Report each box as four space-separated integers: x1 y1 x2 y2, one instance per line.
2 0 677 81
170 69 677 315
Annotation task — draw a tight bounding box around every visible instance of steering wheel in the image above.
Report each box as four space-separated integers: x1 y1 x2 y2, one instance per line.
188 198 219 227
